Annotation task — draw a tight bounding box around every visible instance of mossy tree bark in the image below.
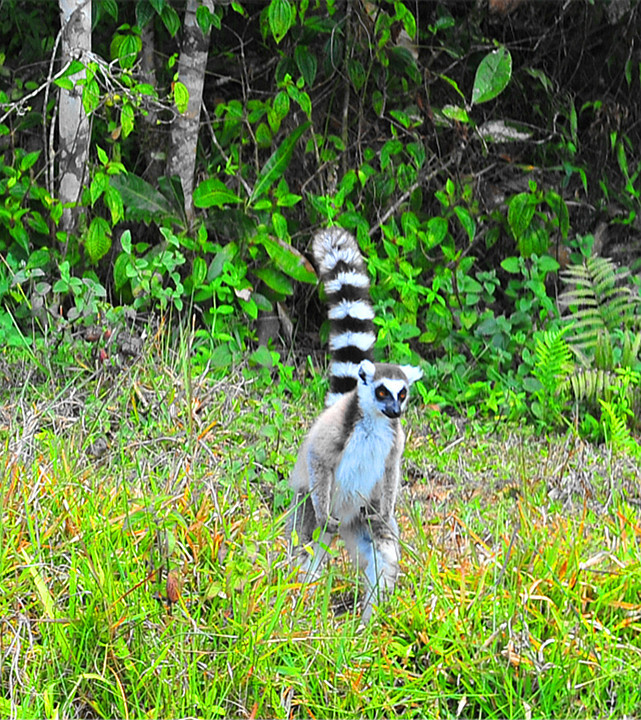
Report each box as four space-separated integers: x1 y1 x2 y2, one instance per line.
166 0 215 228
58 0 92 236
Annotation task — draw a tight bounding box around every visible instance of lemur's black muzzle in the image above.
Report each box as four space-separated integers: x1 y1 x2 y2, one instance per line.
382 399 402 419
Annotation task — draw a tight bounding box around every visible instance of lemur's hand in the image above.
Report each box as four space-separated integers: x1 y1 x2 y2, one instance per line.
321 515 340 535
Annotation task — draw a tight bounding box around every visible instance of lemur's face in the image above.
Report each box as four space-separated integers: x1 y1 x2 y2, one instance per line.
373 379 408 419
357 360 422 419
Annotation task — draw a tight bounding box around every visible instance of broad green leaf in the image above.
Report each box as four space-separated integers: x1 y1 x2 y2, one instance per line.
442 105 470 123
173 81 189 113
276 192 301 207
372 90 384 116
272 91 290 121
249 122 310 203
295 45 317 86
96 145 109 165
196 5 219 33
254 266 293 295
20 151 40 171
380 139 403 170
58 59 85 79
160 3 180 36
54 77 74 91
82 78 100 114
508 192 536 239
85 217 112 263
471 46 512 105
272 211 288 239
121 101 134 138
136 0 155 26
208 343 233 368
256 123 272 148
425 216 448 249
120 229 132 254
501 256 521 274
257 233 316 284
113 252 131 290
104 185 124 224
90 172 108 205
26 211 49 236
290 87 311 118
460 310 478 330
207 243 237 282
190 256 208 287
406 141 426 169
193 178 242 208
389 109 411 129
249 345 275 368
538 255 560 275
111 32 141 69
268 0 294 43
347 59 366 91
394 1 416 38
111 173 175 219
134 83 157 97
454 206 476 242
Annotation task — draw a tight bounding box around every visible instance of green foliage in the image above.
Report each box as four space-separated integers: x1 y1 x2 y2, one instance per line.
471 46 512 106
560 254 641 367
529 327 573 426
2 0 641 423
0 147 61 256
597 368 641 455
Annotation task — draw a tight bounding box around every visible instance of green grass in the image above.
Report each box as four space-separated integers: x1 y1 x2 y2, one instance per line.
1 337 641 719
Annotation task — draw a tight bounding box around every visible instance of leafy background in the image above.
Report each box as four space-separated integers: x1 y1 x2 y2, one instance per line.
2 2 641 718
2 0 641 439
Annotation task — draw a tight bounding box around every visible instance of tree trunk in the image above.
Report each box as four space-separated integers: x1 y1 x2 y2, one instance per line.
140 20 164 185
166 0 215 227
58 0 92 236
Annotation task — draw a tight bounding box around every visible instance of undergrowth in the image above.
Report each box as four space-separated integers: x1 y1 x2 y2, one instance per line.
1 338 640 719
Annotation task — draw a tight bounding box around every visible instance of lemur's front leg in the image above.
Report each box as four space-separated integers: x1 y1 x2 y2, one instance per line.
340 508 400 624
289 450 338 581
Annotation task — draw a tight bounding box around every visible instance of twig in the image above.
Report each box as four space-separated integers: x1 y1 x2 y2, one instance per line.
340 2 353 179
368 154 457 237
43 24 65 195
201 102 254 199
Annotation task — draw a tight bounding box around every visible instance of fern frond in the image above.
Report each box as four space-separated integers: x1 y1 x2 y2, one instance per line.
564 368 616 404
560 255 641 366
533 328 573 391
599 398 634 454
622 330 641 368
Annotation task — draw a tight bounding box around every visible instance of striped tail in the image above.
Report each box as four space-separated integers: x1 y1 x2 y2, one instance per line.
312 228 376 406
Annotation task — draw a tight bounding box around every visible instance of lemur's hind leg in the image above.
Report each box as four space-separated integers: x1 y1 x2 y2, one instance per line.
340 513 400 624
288 492 335 582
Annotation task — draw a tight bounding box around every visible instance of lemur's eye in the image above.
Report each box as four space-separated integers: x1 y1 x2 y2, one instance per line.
398 388 407 401
375 386 389 400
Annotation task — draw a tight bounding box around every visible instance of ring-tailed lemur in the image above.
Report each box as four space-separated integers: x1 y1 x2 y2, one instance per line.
288 227 422 623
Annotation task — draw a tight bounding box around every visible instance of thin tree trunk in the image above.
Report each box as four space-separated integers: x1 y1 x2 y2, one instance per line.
140 20 164 184
166 0 215 227
58 0 92 236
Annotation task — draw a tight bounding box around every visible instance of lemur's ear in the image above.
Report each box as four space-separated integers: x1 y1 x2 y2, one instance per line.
400 365 423 385
358 359 376 384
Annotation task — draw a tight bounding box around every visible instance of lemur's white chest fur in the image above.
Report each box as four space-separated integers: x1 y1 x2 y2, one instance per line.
331 414 395 523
